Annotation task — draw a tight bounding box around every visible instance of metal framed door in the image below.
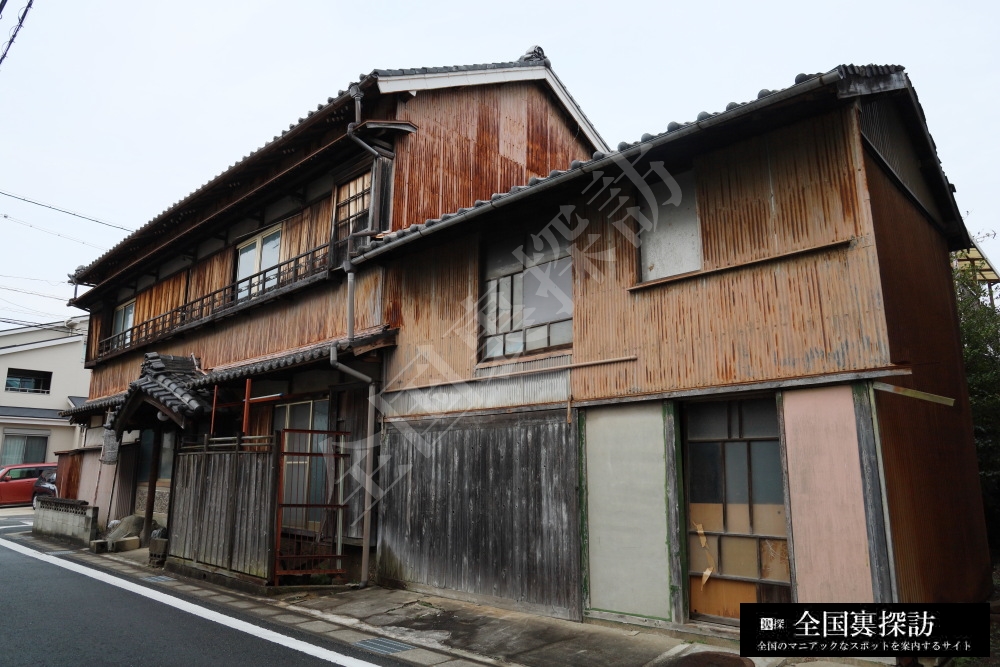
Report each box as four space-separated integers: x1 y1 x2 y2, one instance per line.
274 428 350 584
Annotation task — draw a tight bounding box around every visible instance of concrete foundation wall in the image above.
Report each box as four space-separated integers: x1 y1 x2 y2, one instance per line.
33 501 98 546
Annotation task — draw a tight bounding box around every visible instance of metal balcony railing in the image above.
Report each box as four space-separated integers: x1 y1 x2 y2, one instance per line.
96 244 330 359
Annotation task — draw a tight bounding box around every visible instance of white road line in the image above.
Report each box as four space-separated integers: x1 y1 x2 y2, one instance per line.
0 537 380 667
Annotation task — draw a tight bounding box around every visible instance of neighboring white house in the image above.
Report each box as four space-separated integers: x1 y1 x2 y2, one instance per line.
0 317 91 464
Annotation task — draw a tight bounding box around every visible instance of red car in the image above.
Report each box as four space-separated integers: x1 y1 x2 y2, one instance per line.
0 463 56 507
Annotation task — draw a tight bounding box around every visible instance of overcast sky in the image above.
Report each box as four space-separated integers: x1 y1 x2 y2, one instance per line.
0 0 996 327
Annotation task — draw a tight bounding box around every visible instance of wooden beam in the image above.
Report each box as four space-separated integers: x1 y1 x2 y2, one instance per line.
142 429 163 545
871 382 955 407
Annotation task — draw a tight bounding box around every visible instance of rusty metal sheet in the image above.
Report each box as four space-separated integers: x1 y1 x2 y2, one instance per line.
865 152 991 602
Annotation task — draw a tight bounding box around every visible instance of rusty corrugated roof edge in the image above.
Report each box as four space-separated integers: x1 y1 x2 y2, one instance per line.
355 64 969 262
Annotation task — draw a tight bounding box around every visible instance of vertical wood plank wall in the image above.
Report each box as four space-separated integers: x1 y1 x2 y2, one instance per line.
378 410 581 619
391 83 594 233
864 152 992 602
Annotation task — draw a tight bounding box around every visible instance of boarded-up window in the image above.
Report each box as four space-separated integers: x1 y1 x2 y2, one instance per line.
638 170 702 281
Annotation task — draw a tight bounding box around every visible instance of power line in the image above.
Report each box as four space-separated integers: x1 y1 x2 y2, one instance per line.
0 284 69 301
0 0 33 72
0 317 83 334
1 212 107 250
0 188 132 232
0 273 67 285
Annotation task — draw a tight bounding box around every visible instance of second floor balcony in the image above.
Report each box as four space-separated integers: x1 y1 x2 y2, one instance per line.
95 244 331 361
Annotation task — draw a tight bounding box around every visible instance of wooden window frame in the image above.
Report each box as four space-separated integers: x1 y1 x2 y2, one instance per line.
682 396 791 622
235 224 283 299
333 170 374 258
479 232 574 362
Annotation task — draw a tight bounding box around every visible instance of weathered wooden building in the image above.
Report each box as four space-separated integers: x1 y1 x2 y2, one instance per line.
63 47 604 587
64 57 991 632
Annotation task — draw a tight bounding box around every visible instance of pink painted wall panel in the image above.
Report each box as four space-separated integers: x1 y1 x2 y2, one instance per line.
782 385 873 603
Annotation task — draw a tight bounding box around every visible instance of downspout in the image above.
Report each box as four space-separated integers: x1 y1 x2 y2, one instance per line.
329 346 377 587
347 84 393 159
345 266 356 344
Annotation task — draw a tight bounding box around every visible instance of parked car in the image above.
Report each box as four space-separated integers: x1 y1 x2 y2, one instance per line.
0 463 56 507
32 469 57 509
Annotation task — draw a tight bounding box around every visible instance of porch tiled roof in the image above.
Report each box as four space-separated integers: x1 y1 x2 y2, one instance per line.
60 329 393 420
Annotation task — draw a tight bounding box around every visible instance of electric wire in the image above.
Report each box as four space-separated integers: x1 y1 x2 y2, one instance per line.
1 213 107 250
0 0 33 71
0 188 132 232
0 284 69 301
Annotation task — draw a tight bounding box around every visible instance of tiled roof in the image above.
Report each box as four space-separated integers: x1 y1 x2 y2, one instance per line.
129 353 213 418
61 330 393 418
71 47 595 286
61 392 125 418
0 406 68 420
354 63 955 262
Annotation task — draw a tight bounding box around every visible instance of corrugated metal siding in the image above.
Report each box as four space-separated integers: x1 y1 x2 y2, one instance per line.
698 111 862 271
169 449 273 580
381 371 569 418
865 152 991 602
88 266 383 397
573 109 890 400
378 410 580 619
859 98 942 223
392 83 593 233
383 236 478 391
56 453 82 500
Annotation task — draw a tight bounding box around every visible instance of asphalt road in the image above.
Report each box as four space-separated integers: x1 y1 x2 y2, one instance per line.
0 515 399 667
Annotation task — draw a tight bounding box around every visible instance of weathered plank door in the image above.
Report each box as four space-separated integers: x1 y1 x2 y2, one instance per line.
167 440 275 582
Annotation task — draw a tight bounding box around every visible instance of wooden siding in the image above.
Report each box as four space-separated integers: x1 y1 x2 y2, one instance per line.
572 108 890 400
87 311 104 361
134 271 188 325
169 449 274 580
87 267 383 398
280 198 333 262
391 83 593 233
864 153 992 602
378 411 580 619
187 248 233 303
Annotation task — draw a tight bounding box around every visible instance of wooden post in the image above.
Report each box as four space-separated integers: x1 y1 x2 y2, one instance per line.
142 429 163 545
243 379 252 435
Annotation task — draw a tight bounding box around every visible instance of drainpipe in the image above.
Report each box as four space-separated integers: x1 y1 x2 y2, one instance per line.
345 264 356 344
329 346 377 587
347 84 393 159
